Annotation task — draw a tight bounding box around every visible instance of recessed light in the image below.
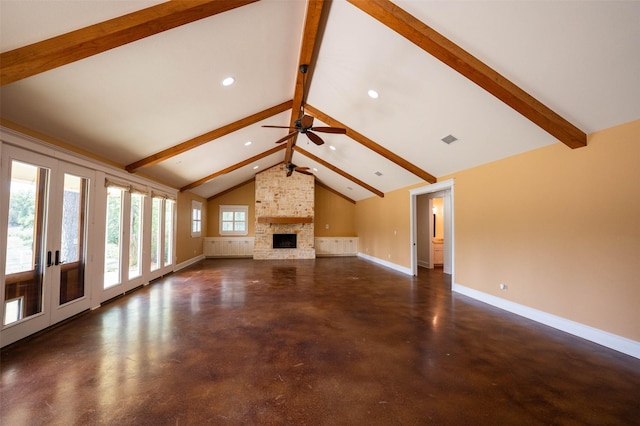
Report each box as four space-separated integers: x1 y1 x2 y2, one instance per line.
221 76 235 86
368 89 379 99
244 141 252 146
313 168 318 172
441 134 458 144
253 165 259 170
329 145 336 151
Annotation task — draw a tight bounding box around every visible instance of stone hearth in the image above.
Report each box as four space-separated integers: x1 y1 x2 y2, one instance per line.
253 164 315 259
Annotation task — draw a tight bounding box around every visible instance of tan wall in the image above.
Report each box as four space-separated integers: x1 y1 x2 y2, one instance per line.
207 181 256 237
355 184 420 266
314 186 357 237
176 191 207 264
205 180 356 238
450 119 640 341
354 119 640 341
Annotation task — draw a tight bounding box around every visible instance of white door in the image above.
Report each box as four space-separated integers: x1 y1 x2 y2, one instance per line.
1 146 94 347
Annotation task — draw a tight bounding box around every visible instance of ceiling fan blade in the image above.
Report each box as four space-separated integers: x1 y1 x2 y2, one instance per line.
301 114 314 128
274 131 297 144
262 125 296 129
310 126 346 134
295 166 310 171
296 169 313 176
306 131 325 146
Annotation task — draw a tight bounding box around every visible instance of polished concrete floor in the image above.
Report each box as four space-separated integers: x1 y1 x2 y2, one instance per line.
2 258 639 425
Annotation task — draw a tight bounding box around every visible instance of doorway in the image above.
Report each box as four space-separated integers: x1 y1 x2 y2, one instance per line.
410 179 454 279
1 145 95 347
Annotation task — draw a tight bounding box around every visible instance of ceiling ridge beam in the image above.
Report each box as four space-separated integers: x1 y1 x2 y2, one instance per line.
285 0 329 164
315 179 356 204
347 0 586 149
304 105 437 183
0 0 259 86
294 146 384 198
126 100 292 172
180 145 285 192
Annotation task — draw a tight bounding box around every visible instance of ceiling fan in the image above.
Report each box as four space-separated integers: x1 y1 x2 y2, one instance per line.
262 64 346 147
284 162 312 177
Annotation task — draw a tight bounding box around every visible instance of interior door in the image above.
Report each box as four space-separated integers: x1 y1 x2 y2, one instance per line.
1 146 94 347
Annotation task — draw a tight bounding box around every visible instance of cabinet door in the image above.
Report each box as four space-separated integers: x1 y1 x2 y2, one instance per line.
315 238 328 254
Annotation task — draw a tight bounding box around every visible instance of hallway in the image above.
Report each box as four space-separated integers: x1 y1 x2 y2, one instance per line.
2 258 639 425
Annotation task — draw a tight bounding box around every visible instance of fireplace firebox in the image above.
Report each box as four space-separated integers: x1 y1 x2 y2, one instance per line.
273 233 297 249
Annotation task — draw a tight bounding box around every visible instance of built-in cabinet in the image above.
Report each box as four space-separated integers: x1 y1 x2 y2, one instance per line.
315 237 359 256
204 237 254 258
433 239 444 265
203 237 359 258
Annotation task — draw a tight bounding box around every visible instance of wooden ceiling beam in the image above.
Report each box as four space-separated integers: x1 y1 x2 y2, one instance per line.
126 101 292 172
285 0 329 164
304 105 437 183
180 145 285 192
1 0 258 86
294 146 384 198
347 0 586 149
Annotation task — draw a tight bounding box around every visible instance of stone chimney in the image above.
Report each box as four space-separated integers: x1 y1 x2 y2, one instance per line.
253 164 315 259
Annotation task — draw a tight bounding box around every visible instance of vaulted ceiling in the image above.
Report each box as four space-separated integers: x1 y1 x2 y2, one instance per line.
2 0 639 202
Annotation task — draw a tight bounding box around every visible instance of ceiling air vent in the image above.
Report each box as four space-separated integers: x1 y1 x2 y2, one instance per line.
441 134 458 144
375 171 383 176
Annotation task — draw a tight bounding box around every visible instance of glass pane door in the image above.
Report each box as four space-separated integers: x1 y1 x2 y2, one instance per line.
3 161 49 327
1 146 94 347
50 165 93 324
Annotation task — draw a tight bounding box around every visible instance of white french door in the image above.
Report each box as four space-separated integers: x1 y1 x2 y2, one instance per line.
1 146 94 347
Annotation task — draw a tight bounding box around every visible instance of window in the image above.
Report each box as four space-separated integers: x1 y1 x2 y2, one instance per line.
150 197 162 271
191 201 202 237
104 186 123 288
164 199 175 266
128 192 144 279
220 205 248 236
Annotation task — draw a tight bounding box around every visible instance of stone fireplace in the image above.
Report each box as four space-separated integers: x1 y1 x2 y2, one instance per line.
273 233 297 249
253 164 315 259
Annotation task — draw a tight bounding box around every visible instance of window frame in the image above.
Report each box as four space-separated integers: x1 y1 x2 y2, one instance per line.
219 205 248 236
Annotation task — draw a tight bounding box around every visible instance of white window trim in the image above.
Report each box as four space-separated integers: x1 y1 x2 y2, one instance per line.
191 200 202 237
219 205 248 236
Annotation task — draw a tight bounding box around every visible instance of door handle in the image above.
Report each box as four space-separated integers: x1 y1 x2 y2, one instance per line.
47 251 53 267
55 250 61 266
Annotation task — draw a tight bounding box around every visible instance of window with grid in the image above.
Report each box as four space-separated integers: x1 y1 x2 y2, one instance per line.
191 200 202 237
219 205 248 236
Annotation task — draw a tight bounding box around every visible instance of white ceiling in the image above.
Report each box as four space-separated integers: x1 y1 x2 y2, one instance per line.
1 0 639 201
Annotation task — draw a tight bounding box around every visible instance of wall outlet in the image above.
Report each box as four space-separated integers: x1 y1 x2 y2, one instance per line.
499 283 508 291
325 224 329 229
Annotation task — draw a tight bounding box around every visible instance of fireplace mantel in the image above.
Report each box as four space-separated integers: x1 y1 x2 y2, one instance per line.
257 216 313 224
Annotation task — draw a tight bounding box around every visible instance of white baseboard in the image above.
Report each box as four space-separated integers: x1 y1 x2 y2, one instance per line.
174 254 205 272
452 283 640 360
357 253 412 275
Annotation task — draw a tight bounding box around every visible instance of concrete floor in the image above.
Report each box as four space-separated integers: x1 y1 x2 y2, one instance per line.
2 257 639 425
